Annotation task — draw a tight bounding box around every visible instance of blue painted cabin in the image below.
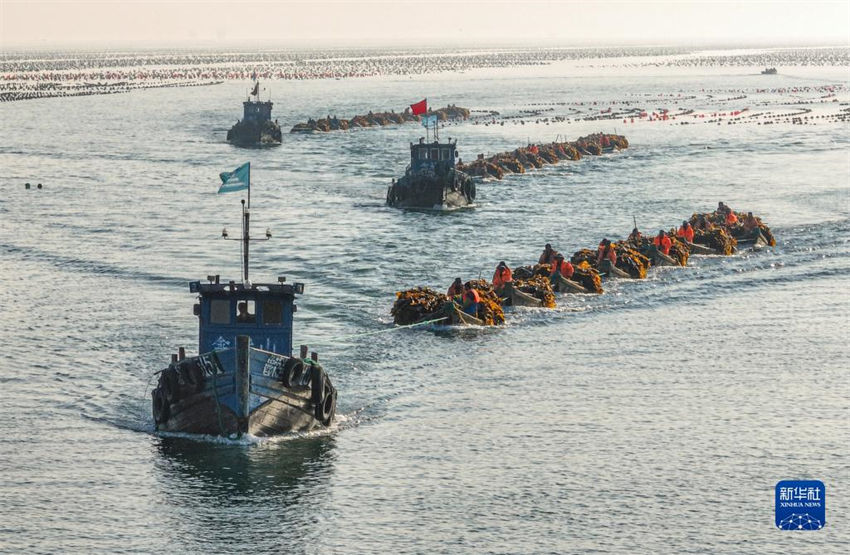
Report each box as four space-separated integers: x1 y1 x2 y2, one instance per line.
242 100 274 124
189 278 303 356
409 137 458 173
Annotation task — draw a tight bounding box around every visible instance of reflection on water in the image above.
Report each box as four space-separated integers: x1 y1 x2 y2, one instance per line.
154 435 337 497
152 435 337 549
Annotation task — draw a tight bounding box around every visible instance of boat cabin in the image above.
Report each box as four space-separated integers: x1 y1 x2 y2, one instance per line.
410 137 458 173
189 277 303 356
242 100 274 124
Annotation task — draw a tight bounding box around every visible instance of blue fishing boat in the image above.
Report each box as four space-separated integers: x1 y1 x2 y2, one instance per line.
386 136 475 209
151 164 336 437
226 81 282 147
386 107 475 210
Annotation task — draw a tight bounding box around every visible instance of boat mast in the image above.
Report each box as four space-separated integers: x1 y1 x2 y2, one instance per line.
223 163 270 283
242 199 250 281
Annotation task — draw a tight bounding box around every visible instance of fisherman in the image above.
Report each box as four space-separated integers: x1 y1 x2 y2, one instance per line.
601 134 610 147
538 243 559 266
743 211 759 232
447 277 464 298
653 230 672 255
725 209 739 226
677 221 695 243
693 214 714 232
597 239 617 266
717 201 728 215
462 282 480 316
236 301 255 323
549 253 575 282
627 227 642 247
492 262 513 293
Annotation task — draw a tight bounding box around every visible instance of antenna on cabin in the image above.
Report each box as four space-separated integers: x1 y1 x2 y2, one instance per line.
222 196 272 282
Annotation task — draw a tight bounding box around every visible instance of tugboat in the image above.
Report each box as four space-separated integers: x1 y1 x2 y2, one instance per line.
386 117 475 209
151 165 336 436
226 81 282 147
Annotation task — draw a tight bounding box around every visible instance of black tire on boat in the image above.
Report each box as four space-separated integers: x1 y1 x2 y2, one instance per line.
152 388 170 424
281 357 304 388
188 361 205 392
162 367 180 403
179 360 205 393
316 388 336 426
310 365 326 405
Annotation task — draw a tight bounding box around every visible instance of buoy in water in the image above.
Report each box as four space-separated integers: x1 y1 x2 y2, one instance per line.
25 183 30 189
37 183 42 189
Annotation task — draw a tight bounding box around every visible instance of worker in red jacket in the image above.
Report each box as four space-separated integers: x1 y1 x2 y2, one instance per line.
677 221 695 243
462 282 480 316
549 253 575 282
597 239 617 266
653 230 672 255
447 277 463 298
492 261 513 293
538 243 559 266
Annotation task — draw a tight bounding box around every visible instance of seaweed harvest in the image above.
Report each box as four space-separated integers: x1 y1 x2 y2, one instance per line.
290 105 469 133
457 133 628 179
391 209 776 326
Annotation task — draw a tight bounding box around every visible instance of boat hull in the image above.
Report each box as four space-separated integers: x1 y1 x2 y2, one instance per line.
387 169 475 210
501 282 543 307
648 246 678 267
227 121 283 147
444 301 484 326
599 259 633 279
686 241 721 255
153 346 336 437
734 229 768 249
552 273 591 294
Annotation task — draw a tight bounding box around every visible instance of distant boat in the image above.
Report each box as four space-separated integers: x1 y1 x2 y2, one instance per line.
387 136 475 210
761 68 778 75
226 81 282 147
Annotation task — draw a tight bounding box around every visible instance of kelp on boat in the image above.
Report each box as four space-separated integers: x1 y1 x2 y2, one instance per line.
457 133 627 180
512 275 557 308
291 105 470 133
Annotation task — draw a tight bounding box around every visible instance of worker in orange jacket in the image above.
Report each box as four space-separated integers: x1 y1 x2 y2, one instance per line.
447 277 463 298
653 230 672 255
597 239 617 266
462 282 480 316
725 210 739 226
492 261 513 293
538 243 559 266
677 221 694 243
549 253 575 282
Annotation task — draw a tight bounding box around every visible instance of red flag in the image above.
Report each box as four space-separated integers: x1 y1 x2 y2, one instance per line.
410 99 427 115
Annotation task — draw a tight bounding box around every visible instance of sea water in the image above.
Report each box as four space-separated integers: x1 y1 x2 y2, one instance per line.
0 48 848 553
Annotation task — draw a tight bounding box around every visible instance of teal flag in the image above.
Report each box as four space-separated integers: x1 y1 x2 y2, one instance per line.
218 162 250 193
421 114 438 128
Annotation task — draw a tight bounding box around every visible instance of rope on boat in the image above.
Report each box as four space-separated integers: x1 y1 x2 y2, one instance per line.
304 316 449 346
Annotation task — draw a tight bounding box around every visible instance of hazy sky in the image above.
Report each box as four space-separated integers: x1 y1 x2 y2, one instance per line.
2 0 848 49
